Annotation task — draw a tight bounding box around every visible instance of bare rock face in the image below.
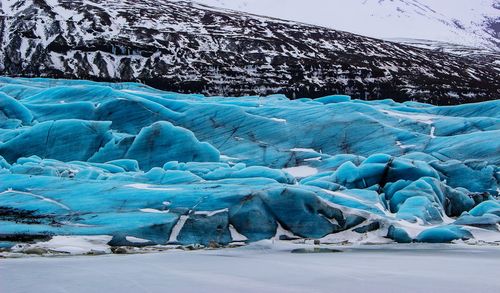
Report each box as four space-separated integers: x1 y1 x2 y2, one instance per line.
0 0 498 104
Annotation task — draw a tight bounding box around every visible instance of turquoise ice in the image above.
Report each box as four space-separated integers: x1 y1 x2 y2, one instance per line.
0 77 498 247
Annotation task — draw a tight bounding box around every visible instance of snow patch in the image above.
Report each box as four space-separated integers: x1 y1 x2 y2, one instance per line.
194 208 229 217
168 215 189 243
139 208 170 214
125 236 151 243
229 224 248 241
381 109 437 125
282 166 318 178
269 117 287 123
290 148 317 153
126 183 178 191
430 126 436 138
13 235 112 255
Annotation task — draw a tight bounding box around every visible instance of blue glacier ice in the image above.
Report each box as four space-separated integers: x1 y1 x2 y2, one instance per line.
0 77 499 249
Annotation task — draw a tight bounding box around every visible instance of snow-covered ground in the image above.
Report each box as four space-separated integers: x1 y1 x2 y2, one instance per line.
191 0 500 51
2 243 500 293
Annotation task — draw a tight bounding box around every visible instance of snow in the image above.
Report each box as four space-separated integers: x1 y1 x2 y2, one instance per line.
303 157 322 162
168 215 189 243
220 154 239 160
229 224 248 241
274 222 299 239
289 148 317 153
430 126 436 138
269 117 286 123
125 236 150 243
11 235 112 255
194 208 229 217
396 140 416 149
139 208 170 214
0 189 71 210
466 227 500 243
319 228 393 245
282 166 318 178
191 0 500 50
381 109 436 125
2 244 500 293
126 183 179 191
45 0 77 20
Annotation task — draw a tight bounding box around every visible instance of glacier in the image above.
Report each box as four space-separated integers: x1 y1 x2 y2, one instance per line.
0 77 499 252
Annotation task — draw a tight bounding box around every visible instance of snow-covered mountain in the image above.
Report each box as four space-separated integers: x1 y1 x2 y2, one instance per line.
192 0 500 51
0 0 498 103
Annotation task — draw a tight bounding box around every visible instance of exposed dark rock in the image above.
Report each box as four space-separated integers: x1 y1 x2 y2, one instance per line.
0 0 498 104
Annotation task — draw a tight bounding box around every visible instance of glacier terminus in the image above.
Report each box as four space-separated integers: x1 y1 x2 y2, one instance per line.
0 77 499 254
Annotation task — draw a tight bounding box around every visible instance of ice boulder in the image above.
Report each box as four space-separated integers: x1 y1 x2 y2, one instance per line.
396 196 443 224
0 120 112 163
416 226 473 243
387 225 413 243
124 121 220 170
0 93 33 125
468 200 500 217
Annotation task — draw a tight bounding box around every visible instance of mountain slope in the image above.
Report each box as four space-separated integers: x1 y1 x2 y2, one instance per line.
0 0 498 104
192 0 500 51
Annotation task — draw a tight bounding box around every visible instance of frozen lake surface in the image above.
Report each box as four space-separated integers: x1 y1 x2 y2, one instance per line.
2 243 500 293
